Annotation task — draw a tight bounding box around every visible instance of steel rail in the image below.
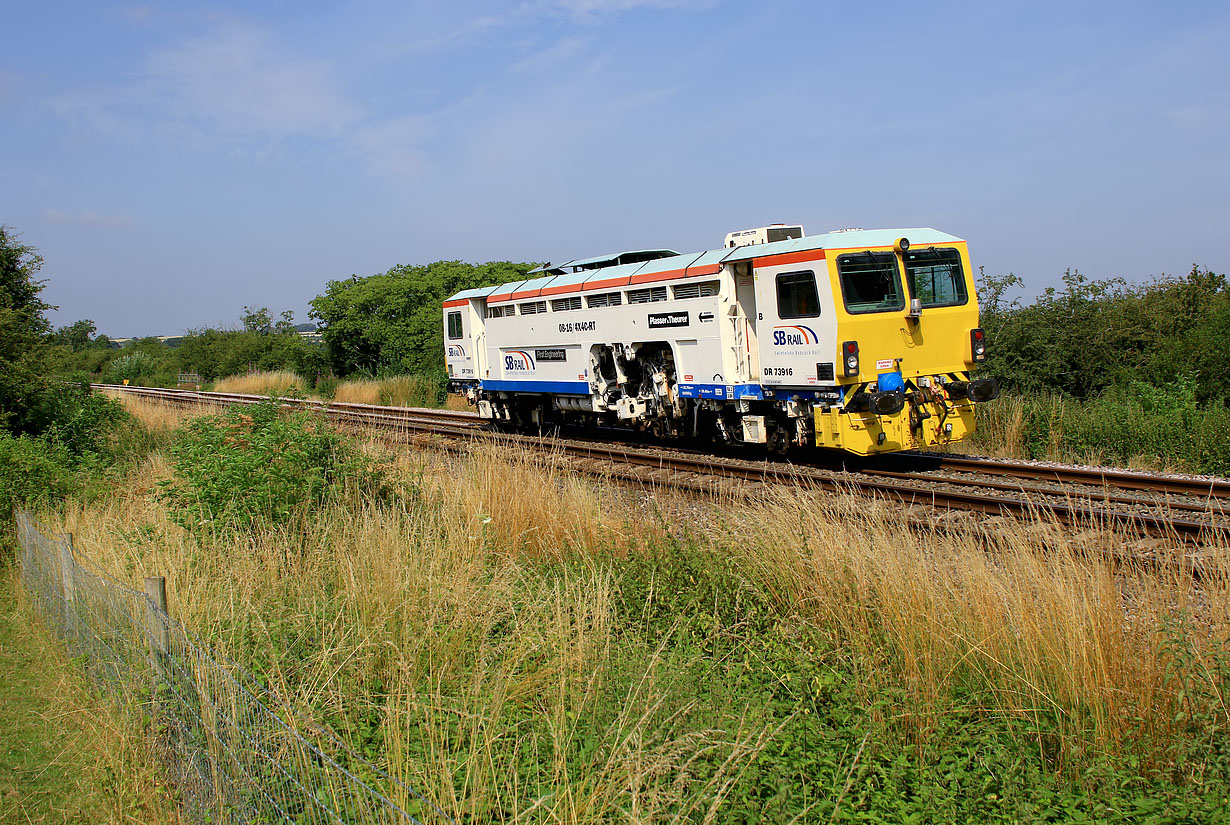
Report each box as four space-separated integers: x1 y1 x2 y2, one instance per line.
96 384 1225 542
925 454 1230 501
858 467 1226 518
544 440 1217 541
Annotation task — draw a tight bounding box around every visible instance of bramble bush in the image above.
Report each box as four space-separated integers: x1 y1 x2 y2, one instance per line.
0 434 76 530
158 399 389 534
36 384 133 458
0 387 140 551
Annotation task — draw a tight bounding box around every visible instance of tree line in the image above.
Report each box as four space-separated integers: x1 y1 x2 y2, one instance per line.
6 219 1229 433
978 265 1230 406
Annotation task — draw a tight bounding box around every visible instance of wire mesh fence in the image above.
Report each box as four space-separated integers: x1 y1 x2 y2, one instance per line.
15 510 452 825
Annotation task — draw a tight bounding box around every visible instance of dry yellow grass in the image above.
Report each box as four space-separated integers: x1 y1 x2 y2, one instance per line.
2 569 178 824
331 378 382 404
333 375 441 407
51 448 760 819
724 491 1228 757
110 392 194 432
212 370 306 397
443 393 472 411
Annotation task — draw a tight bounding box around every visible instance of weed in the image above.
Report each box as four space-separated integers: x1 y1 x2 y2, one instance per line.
158 398 389 534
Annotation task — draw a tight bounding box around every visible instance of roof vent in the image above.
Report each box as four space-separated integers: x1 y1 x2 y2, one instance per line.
723 224 804 249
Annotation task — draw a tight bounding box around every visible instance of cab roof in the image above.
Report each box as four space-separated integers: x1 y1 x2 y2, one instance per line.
445 228 965 303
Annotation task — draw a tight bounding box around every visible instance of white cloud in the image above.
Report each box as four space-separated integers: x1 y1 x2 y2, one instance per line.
118 6 154 23
50 22 391 163
43 209 134 227
509 35 591 74
350 116 433 179
538 0 709 21
144 24 361 139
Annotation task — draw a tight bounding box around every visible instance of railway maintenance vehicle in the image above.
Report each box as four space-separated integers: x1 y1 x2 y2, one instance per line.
442 225 998 455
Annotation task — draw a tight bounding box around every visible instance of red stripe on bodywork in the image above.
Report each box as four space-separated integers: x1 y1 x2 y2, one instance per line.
629 267 687 285
583 275 632 291
628 261 721 285
443 299 469 308
751 250 827 269
540 283 582 297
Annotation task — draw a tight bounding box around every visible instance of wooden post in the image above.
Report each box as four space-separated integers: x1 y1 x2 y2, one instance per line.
144 576 169 679
58 534 76 641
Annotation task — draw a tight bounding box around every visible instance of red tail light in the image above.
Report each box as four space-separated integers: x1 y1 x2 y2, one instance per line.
970 329 987 363
842 340 860 377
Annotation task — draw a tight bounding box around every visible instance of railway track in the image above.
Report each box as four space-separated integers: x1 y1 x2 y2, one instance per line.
98 384 1229 546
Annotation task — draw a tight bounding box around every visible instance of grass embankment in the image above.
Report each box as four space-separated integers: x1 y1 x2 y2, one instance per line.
961 389 1230 475
0 569 176 824
210 370 456 409
211 369 306 397
42 393 1230 823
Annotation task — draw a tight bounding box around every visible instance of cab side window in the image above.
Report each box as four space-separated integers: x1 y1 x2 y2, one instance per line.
836 252 905 314
447 311 463 340
776 270 820 319
904 247 969 308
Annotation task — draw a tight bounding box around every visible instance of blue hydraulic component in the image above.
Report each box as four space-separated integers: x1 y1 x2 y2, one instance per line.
877 370 905 393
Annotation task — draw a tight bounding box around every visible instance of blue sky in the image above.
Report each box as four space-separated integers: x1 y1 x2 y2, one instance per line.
3 1 1228 336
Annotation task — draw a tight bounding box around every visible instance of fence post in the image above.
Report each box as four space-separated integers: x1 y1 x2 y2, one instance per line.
58 534 76 642
144 576 169 679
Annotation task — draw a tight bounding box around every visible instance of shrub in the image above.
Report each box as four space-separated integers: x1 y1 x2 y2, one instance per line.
967 383 1230 474
103 352 157 385
0 433 76 548
159 400 388 533
314 375 339 400
36 384 133 458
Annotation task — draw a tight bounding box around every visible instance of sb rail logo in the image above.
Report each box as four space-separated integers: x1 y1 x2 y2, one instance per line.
771 325 819 347
503 350 536 372
446 345 466 358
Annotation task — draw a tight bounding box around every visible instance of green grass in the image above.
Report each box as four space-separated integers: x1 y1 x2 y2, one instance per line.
0 569 174 824
965 386 1230 475
22 407 1230 824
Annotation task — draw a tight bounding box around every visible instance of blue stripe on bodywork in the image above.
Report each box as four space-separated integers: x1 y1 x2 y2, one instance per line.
676 383 842 402
676 383 766 400
482 379 591 394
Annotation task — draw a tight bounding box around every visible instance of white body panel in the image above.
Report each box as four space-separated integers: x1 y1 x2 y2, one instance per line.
443 299 487 383
483 277 732 398
752 258 838 389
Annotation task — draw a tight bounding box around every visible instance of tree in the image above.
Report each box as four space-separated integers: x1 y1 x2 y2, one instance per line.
52 318 98 351
241 306 273 335
977 263 1230 404
275 310 297 335
310 260 533 378
175 308 325 383
0 226 55 433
